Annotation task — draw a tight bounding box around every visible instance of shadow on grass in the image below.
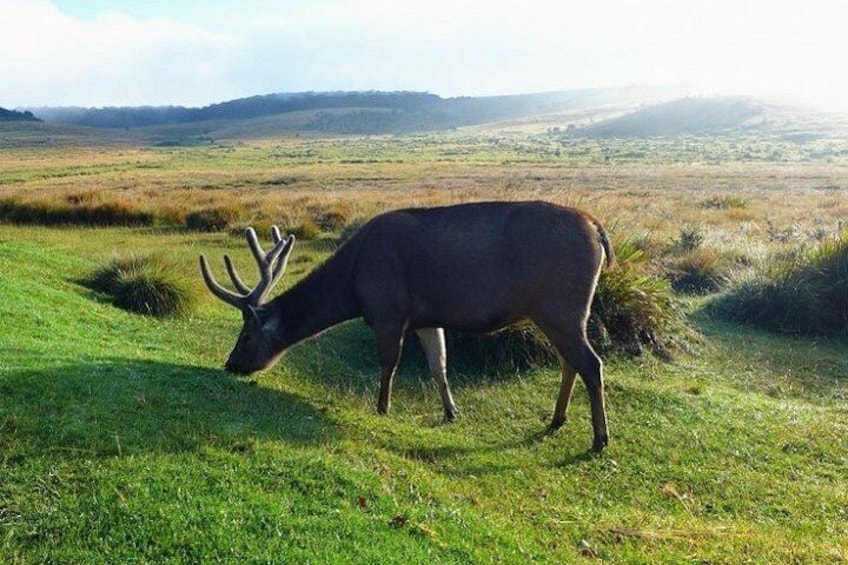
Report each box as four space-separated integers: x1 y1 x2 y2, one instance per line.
690 311 848 403
385 426 605 477
287 320 557 397
0 357 338 461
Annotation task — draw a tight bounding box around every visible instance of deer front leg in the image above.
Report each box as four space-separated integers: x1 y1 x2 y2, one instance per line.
373 325 405 416
550 361 577 430
416 327 459 422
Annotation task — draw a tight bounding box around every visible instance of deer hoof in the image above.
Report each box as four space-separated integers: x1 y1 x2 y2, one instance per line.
548 416 567 432
591 435 609 452
443 405 460 423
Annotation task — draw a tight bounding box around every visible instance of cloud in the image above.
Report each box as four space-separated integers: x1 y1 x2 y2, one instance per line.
0 0 236 106
2 0 848 108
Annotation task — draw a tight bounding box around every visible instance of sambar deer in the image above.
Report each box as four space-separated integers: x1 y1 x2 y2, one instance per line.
200 201 615 451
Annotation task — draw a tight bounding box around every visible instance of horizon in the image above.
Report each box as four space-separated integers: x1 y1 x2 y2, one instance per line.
3 0 848 112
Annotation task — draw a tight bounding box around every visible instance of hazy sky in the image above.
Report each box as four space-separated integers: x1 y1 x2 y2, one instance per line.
2 0 848 109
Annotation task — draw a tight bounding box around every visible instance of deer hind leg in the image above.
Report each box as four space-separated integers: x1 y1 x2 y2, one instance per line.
536 321 609 452
416 327 459 422
372 324 406 416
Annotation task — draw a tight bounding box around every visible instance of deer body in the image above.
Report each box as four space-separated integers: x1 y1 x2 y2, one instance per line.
201 201 614 451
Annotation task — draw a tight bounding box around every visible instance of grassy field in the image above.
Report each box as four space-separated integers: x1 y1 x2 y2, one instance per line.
1 126 847 563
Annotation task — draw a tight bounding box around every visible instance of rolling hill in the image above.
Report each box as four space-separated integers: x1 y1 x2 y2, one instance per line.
577 96 765 137
27 87 675 135
10 88 848 143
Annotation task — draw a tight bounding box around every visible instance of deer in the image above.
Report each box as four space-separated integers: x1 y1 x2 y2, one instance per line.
200 200 615 451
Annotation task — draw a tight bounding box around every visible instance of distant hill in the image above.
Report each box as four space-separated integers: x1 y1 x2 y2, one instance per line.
24 89 841 141
578 97 765 137
28 87 674 134
0 107 40 122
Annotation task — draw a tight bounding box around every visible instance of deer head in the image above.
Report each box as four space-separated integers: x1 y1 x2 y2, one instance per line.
199 226 295 374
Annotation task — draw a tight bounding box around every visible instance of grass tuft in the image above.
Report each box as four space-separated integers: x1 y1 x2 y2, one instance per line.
0 196 155 227
701 194 748 209
87 254 200 317
710 235 848 336
185 205 246 232
666 247 731 295
674 225 705 252
446 323 557 375
590 238 691 358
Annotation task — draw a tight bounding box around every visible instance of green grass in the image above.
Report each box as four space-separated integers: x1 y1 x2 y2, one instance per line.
1 226 847 563
710 234 848 337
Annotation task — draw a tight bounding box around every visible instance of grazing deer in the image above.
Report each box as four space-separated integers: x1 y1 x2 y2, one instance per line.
200 201 615 451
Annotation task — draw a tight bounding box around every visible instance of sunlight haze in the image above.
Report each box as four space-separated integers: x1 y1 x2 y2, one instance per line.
2 0 847 109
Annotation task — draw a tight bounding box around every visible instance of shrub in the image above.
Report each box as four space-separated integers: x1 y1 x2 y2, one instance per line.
87 254 199 317
710 235 848 337
446 323 557 375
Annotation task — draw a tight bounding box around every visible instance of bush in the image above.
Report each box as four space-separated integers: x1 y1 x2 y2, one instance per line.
710 235 848 337
446 323 557 375
87 254 199 317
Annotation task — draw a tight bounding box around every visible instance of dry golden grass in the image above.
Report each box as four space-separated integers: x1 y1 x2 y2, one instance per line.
1 136 846 253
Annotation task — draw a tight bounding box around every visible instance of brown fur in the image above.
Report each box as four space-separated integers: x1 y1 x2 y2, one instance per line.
201 200 613 451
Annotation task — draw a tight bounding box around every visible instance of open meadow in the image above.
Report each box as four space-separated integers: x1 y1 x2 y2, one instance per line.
1 122 847 563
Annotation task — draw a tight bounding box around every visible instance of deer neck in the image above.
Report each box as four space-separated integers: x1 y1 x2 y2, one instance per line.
267 253 361 350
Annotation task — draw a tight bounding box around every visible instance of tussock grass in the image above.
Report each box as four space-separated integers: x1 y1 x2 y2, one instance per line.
666 247 732 295
701 194 748 209
674 225 705 252
184 204 247 232
710 235 848 337
591 239 691 358
87 253 200 317
0 196 155 227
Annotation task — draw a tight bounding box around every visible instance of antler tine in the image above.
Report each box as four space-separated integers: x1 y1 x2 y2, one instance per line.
199 255 247 310
223 254 251 295
242 227 295 306
271 234 296 284
200 227 295 311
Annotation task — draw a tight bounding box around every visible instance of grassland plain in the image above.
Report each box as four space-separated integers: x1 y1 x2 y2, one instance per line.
1 127 848 563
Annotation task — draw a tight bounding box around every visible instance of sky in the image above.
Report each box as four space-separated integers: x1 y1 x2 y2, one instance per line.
2 0 848 109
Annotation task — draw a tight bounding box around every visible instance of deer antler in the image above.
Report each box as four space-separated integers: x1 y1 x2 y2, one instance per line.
200 227 295 310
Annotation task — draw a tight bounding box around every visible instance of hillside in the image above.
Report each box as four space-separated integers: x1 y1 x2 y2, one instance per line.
577 97 765 137
28 87 675 134
16 90 848 143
